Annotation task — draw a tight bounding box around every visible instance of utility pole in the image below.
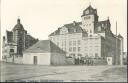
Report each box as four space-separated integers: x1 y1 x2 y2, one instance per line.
115 21 117 65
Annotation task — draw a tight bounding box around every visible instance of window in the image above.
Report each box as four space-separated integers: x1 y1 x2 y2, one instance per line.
95 46 99 51
69 47 72 52
85 10 89 14
78 47 81 51
95 53 98 58
73 41 76 46
90 10 93 13
69 41 72 46
73 47 76 52
77 40 81 45
10 49 14 52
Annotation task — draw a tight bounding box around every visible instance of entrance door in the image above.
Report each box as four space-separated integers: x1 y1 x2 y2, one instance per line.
33 56 37 65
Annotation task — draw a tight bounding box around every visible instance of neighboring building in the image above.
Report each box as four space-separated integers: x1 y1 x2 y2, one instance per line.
2 18 38 62
48 5 123 65
123 52 127 65
23 40 67 65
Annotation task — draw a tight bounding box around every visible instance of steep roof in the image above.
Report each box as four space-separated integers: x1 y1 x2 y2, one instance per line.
12 18 24 31
94 19 111 32
82 5 97 16
83 5 95 12
24 40 66 54
49 21 85 36
118 34 123 38
96 19 110 26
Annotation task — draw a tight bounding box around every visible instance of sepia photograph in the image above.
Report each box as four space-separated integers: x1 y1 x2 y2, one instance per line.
0 0 127 82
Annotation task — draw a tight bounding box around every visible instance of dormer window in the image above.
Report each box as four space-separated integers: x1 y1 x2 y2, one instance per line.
90 10 93 13
60 27 68 34
85 10 89 14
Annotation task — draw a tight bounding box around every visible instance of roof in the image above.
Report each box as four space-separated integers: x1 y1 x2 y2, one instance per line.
118 34 123 38
49 21 86 36
96 19 110 26
12 18 24 31
82 5 97 16
24 40 66 54
94 19 111 32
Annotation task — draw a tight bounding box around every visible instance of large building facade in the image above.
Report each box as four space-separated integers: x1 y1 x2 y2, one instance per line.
2 18 38 62
49 5 123 65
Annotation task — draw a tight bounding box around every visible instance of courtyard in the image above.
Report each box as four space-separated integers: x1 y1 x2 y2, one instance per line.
0 61 127 82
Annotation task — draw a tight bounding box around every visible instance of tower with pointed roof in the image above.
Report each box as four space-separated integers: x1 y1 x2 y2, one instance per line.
12 18 26 55
2 18 38 62
81 5 99 36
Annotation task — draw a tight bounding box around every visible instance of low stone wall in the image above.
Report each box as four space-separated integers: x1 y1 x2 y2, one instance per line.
14 57 23 64
66 57 75 65
93 59 107 65
2 57 23 64
51 53 67 65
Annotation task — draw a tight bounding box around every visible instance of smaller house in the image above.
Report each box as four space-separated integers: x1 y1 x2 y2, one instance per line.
23 40 67 65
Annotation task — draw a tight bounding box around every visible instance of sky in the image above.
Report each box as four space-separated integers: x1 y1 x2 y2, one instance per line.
1 0 127 52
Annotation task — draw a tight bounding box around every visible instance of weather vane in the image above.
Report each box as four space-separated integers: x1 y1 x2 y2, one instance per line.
18 16 20 19
89 2 91 6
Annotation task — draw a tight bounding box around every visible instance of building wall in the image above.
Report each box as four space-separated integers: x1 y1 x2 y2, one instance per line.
49 33 83 58
23 52 67 65
49 32 103 59
51 53 67 65
82 36 101 58
82 15 95 36
13 30 26 55
2 42 17 60
23 53 51 65
105 31 121 65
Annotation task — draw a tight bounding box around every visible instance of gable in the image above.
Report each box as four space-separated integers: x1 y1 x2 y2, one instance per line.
49 21 83 36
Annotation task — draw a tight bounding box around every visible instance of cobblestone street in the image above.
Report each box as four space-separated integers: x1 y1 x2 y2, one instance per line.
0 62 127 82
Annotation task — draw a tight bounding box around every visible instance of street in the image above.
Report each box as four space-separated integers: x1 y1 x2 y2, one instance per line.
0 62 127 82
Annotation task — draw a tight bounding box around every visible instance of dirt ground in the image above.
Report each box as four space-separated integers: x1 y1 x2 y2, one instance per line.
0 62 127 82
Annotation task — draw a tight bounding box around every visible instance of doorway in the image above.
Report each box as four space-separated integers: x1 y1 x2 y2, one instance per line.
33 56 37 65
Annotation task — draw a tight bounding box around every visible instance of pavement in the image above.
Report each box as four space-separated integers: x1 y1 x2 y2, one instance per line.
0 61 127 82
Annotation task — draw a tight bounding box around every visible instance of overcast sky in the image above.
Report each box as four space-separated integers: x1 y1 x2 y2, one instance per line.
1 0 127 51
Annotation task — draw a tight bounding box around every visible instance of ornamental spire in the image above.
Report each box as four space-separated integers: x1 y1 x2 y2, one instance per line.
17 16 20 24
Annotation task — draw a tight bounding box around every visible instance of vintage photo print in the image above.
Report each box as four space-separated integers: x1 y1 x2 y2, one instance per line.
0 0 127 82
